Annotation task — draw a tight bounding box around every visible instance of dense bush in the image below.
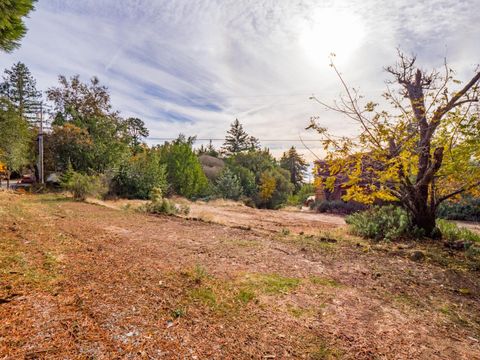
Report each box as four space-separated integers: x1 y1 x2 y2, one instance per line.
223 149 294 209
159 139 210 199
228 165 257 198
110 150 168 199
437 197 480 222
61 169 106 201
346 205 423 241
257 168 294 209
215 168 243 200
312 200 367 214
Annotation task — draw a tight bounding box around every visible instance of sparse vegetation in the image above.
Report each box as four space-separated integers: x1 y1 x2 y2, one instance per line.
144 187 190 216
1 191 480 359
309 276 340 287
241 273 300 295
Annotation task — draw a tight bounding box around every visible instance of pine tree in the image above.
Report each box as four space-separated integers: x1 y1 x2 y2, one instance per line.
222 119 254 155
215 168 243 200
0 0 36 53
247 135 261 151
280 146 308 192
0 62 41 121
198 140 219 157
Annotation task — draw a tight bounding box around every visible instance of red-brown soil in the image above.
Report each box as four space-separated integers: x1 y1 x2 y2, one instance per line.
1 192 479 359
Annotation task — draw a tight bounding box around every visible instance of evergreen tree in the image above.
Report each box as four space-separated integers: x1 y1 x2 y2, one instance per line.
215 168 243 200
222 119 256 155
280 146 308 192
247 135 261 151
0 62 41 121
0 0 36 53
198 140 219 157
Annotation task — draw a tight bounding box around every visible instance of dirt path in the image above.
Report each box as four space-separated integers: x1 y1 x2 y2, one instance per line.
187 200 345 235
1 193 479 359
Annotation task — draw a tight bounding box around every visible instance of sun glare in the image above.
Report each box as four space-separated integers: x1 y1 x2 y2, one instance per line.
299 8 365 66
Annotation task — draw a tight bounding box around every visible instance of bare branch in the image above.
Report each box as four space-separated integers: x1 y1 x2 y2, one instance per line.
436 180 480 206
431 71 480 127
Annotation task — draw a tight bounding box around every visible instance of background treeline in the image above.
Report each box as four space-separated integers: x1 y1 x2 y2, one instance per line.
0 63 313 209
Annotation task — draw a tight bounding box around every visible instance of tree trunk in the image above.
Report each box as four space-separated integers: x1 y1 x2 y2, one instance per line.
411 208 437 237
404 185 438 238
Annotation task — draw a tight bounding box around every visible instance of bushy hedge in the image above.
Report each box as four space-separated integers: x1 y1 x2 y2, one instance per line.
346 205 423 241
110 151 168 199
312 200 367 214
437 197 480 222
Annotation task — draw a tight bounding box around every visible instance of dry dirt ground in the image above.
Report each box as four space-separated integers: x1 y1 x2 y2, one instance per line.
1 192 480 359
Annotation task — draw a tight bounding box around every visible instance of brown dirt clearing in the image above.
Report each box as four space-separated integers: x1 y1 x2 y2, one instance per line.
1 192 479 359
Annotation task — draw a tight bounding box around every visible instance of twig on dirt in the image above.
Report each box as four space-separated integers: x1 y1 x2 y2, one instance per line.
272 247 292 255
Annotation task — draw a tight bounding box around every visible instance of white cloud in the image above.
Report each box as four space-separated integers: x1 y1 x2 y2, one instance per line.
1 0 479 162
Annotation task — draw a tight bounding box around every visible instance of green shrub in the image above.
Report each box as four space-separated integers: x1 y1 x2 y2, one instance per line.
158 139 210 199
215 168 243 200
228 165 257 198
313 200 367 214
61 170 106 201
110 150 168 199
437 196 480 222
436 219 480 243
144 187 190 216
346 205 422 241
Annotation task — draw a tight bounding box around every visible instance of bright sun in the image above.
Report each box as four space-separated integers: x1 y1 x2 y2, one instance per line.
299 8 365 66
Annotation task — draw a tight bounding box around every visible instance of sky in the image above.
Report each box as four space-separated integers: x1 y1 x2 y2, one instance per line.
1 0 479 163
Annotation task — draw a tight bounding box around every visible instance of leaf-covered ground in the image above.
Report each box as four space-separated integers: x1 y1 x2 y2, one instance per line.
1 192 479 359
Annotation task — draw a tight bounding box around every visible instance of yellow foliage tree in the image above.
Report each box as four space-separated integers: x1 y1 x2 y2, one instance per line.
309 52 480 237
259 171 276 207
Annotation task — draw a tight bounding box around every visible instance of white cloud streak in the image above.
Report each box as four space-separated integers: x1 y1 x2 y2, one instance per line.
1 0 479 160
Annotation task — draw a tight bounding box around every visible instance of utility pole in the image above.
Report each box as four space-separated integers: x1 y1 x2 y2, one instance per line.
37 103 44 184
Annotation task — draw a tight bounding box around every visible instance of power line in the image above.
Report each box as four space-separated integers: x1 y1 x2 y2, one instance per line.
147 137 320 142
